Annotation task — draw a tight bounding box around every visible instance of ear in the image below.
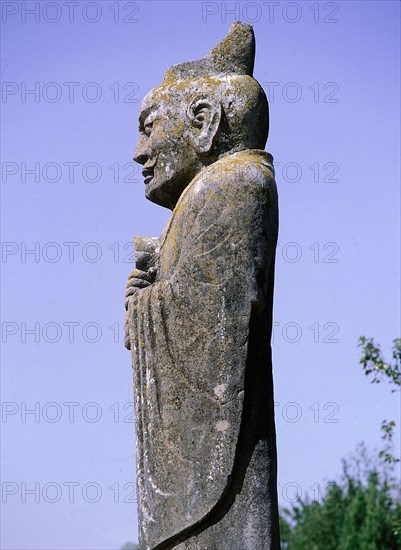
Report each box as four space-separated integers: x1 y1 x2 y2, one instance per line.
186 96 222 154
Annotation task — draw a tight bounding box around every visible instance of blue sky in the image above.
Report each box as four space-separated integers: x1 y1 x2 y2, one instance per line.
1 1 400 548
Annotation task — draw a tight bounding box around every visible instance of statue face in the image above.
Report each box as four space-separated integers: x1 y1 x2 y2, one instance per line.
133 88 199 210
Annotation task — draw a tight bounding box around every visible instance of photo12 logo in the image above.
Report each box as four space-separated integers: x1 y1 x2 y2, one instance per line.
1 242 136 264
1 401 136 424
1 2 140 24
1 161 139 184
1 81 139 104
1 481 137 504
201 2 340 24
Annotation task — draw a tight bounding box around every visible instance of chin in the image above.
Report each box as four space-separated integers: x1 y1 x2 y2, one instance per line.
145 177 163 201
145 178 175 210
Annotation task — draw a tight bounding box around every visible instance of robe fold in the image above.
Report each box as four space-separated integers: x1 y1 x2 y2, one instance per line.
127 149 279 549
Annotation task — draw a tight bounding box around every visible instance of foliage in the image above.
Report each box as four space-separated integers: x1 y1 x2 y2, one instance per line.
379 419 400 465
358 337 400 465
280 337 401 549
280 446 401 550
358 337 401 389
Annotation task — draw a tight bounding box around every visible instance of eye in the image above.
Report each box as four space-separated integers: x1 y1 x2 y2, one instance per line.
144 121 154 136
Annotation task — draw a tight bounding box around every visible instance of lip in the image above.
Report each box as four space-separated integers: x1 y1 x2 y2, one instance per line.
142 166 155 185
142 163 157 189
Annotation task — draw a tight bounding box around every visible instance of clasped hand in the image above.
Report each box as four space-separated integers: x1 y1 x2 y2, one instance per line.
124 267 157 310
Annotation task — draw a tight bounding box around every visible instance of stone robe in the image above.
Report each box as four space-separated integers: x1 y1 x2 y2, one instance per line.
126 149 280 549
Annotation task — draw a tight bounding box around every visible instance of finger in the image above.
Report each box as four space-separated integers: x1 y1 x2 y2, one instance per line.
125 278 151 292
125 293 137 310
127 269 150 281
125 289 136 300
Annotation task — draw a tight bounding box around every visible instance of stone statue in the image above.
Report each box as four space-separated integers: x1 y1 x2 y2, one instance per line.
124 22 280 550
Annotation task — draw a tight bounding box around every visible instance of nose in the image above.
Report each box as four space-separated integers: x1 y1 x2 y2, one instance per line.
133 135 149 165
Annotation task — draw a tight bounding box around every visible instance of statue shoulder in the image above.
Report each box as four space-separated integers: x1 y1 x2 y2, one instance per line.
188 150 276 205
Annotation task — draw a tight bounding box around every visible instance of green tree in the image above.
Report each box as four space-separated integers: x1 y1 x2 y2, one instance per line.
280 449 401 550
279 337 401 549
358 337 400 390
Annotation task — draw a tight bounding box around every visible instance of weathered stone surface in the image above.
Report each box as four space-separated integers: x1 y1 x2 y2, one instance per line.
125 22 280 550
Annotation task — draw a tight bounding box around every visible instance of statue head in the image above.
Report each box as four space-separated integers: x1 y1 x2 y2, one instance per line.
133 22 269 210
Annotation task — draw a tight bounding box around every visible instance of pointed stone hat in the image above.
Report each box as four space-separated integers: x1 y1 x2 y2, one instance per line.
164 22 255 82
